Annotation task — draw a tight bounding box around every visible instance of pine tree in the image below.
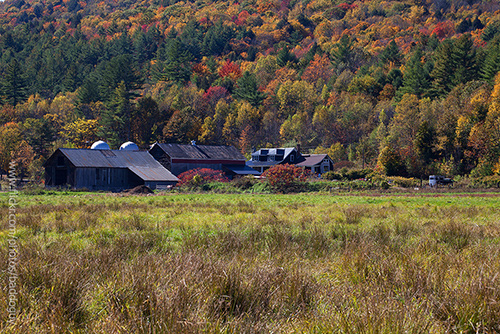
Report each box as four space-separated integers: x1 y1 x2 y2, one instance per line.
481 44 500 83
379 40 401 67
414 121 435 164
276 46 297 67
99 82 131 148
430 39 455 97
1 59 27 106
331 35 355 70
153 39 191 84
452 34 478 86
99 55 143 101
397 48 430 99
233 71 266 107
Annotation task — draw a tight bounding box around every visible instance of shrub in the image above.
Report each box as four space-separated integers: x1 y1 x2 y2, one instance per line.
231 176 257 190
177 168 229 187
261 164 308 193
470 161 494 178
341 168 371 180
322 171 342 180
470 175 500 188
388 176 420 188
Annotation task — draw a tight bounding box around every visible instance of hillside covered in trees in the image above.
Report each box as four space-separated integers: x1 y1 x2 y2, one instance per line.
1 0 500 180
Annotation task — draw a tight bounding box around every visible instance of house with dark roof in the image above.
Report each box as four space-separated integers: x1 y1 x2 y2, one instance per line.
149 142 260 177
296 154 333 175
44 148 179 191
246 147 304 173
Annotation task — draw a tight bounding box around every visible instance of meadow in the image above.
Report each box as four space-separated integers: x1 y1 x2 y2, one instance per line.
0 191 499 333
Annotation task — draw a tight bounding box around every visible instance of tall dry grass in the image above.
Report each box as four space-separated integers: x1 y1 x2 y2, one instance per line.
0 193 499 333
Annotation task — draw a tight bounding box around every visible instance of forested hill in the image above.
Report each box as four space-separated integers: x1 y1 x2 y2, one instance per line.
1 0 500 179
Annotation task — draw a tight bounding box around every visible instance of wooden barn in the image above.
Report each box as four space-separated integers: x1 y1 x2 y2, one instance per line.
149 142 260 177
44 147 179 191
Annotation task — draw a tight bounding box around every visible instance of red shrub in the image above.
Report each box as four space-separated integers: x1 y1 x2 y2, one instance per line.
261 164 308 193
178 168 229 186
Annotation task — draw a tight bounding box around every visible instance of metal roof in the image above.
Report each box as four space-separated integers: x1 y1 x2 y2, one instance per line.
251 147 296 159
247 147 302 167
223 165 261 175
128 166 179 182
154 143 245 161
296 154 330 167
53 148 179 182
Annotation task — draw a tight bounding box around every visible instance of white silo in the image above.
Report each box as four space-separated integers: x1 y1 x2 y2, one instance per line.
119 141 139 150
91 140 111 150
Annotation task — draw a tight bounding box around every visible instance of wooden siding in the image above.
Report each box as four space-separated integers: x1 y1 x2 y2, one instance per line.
149 145 172 171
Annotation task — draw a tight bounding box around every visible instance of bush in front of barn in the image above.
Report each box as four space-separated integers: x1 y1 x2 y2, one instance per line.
261 164 308 193
177 168 229 189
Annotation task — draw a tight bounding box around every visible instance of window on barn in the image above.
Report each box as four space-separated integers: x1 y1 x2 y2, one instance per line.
96 168 100 180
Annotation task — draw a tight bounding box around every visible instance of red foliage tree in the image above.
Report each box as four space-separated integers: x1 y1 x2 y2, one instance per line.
203 86 229 109
432 22 455 39
301 54 334 83
218 60 242 80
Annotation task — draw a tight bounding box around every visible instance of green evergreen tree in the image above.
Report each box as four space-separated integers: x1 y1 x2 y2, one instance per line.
452 34 478 86
481 43 500 83
1 59 27 106
379 40 401 66
233 71 266 107
397 48 431 99
430 39 455 97
276 45 297 67
78 75 101 104
99 55 143 101
153 39 191 84
99 82 132 147
331 35 355 70
414 121 435 164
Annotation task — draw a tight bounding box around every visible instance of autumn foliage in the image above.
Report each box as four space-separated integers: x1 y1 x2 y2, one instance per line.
177 168 229 187
261 164 308 193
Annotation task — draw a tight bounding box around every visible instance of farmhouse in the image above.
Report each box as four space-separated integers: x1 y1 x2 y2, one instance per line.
247 147 304 173
296 154 334 175
44 142 179 191
149 142 260 177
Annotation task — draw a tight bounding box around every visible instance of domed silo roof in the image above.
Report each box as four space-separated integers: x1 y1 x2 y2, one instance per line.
119 141 139 150
91 140 110 150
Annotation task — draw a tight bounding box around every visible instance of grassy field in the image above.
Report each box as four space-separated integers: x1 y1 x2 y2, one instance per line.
1 191 499 333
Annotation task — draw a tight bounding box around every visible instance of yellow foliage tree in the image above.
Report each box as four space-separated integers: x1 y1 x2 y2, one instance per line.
61 118 100 148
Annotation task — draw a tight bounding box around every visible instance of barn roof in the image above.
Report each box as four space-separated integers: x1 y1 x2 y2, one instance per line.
153 143 245 161
47 148 179 182
296 154 330 167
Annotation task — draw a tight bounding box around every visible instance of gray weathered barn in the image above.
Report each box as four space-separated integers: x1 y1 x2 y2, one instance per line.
44 148 179 191
149 142 260 177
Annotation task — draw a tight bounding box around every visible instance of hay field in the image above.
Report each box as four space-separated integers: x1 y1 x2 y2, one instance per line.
1 192 499 333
